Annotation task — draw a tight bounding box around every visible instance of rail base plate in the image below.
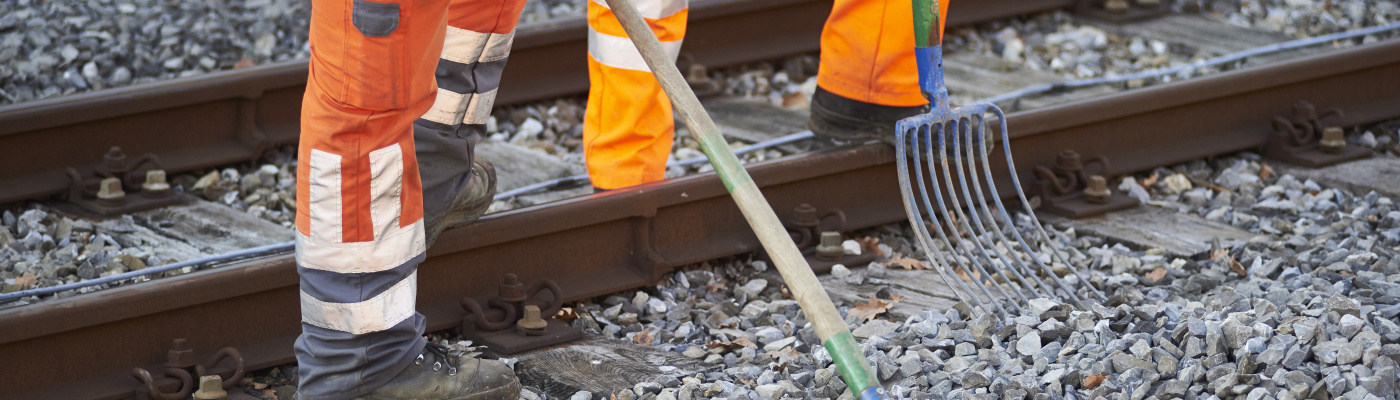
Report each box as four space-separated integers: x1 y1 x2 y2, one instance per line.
1264 143 1372 168
806 253 878 275
1075 2 1169 23
466 320 582 356
67 192 195 217
1040 192 1140 219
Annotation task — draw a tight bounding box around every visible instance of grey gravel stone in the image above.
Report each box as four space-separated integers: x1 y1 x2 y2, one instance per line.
1327 294 1362 318
961 371 991 389
1017 332 1042 357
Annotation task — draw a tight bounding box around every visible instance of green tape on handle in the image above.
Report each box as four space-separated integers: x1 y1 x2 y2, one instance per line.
913 0 940 48
695 129 751 192
824 331 880 395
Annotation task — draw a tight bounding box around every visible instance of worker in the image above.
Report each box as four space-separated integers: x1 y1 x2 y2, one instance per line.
584 0 944 191
293 0 943 398
293 0 526 398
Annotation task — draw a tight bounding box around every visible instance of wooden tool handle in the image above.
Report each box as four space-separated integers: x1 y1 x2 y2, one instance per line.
600 0 887 398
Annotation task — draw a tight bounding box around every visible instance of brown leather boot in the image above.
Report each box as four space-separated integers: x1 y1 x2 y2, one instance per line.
356 343 521 400
807 86 927 145
424 155 497 248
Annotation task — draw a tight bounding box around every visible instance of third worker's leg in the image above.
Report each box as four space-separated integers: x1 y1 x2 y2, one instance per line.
582 0 688 191
808 0 945 144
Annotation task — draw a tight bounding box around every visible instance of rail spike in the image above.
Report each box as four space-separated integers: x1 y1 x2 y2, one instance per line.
132 339 244 400
458 274 579 354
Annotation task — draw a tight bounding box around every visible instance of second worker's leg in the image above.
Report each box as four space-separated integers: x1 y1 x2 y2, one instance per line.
808 0 936 144
416 0 530 247
582 0 688 191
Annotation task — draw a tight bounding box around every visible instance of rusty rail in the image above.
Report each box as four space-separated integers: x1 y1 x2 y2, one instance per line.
0 0 1072 205
1 37 1397 400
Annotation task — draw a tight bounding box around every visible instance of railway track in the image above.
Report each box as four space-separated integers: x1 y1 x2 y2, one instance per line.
0 0 1072 205
2 1 1399 399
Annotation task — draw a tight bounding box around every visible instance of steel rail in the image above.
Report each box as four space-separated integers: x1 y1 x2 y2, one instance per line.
2 37 1397 400
0 0 1071 205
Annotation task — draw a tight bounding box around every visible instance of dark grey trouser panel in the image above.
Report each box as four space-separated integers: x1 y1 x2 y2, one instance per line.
295 290 427 400
297 257 419 303
415 119 484 223
433 57 508 95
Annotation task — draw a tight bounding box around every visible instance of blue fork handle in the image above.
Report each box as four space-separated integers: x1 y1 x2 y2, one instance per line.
914 0 950 104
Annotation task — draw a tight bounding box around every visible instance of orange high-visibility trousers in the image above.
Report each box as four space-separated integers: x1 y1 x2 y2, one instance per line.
294 0 525 398
583 0 932 190
583 0 689 190
818 0 944 107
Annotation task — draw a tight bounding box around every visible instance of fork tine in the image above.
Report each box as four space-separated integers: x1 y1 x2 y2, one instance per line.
982 105 1107 304
947 113 1054 302
962 112 1064 301
918 122 1016 315
924 123 1024 313
918 123 1015 316
896 119 1003 317
939 119 1035 307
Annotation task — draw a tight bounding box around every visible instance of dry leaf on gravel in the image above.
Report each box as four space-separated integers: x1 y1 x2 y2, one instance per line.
1228 256 1246 277
13 273 36 289
1145 267 1166 282
731 337 757 348
955 267 982 282
1082 374 1106 389
1210 248 1229 263
858 237 885 257
262 388 278 399
849 296 902 322
884 257 932 270
706 279 727 293
633 329 653 345
1259 162 1274 180
554 307 578 322
1139 172 1159 190
782 92 809 108
707 337 758 349
1212 248 1247 277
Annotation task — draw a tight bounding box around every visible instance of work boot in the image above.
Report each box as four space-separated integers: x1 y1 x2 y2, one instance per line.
424 155 497 248
807 86 927 145
357 343 521 400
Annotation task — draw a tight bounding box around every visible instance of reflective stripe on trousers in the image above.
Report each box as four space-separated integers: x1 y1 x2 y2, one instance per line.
295 0 525 398
582 0 687 190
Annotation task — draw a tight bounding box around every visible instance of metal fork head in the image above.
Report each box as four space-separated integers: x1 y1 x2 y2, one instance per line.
894 98 1104 318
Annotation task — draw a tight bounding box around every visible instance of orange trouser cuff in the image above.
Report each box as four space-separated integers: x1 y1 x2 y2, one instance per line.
817 0 927 107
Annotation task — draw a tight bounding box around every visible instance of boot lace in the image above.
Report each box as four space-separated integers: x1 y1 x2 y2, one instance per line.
419 342 460 376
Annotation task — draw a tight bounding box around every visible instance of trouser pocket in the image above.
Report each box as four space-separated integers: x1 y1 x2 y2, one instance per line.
345 0 406 110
